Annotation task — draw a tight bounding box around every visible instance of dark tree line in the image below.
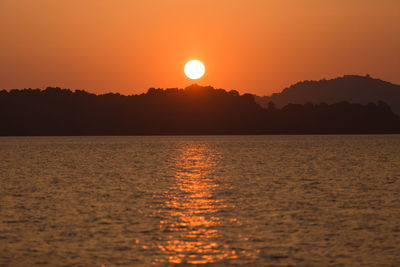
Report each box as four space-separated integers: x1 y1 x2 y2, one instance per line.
1 84 400 135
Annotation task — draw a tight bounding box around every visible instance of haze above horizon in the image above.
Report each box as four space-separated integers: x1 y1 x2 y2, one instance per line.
1 0 399 95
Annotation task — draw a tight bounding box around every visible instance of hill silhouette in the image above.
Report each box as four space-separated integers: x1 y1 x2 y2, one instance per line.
255 75 400 115
1 84 400 135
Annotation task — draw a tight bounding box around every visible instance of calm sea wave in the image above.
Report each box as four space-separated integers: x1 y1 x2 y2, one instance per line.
0 135 399 266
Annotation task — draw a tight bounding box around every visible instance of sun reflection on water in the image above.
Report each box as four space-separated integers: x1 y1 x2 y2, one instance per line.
153 144 239 264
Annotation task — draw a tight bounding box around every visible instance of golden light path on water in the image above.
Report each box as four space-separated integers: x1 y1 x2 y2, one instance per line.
152 144 256 264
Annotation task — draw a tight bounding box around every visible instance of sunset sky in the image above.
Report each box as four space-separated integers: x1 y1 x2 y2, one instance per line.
1 0 399 95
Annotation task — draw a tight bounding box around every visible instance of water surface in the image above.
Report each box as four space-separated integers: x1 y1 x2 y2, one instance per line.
0 135 399 266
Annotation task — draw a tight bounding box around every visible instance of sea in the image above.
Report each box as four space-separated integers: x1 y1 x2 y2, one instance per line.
0 135 399 266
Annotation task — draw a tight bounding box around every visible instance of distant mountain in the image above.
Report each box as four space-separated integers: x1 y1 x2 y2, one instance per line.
1 84 400 135
255 75 400 115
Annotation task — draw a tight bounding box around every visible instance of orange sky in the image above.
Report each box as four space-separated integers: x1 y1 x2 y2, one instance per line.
1 0 399 95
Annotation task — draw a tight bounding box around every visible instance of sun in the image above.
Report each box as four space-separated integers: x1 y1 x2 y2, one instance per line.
184 60 205 79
